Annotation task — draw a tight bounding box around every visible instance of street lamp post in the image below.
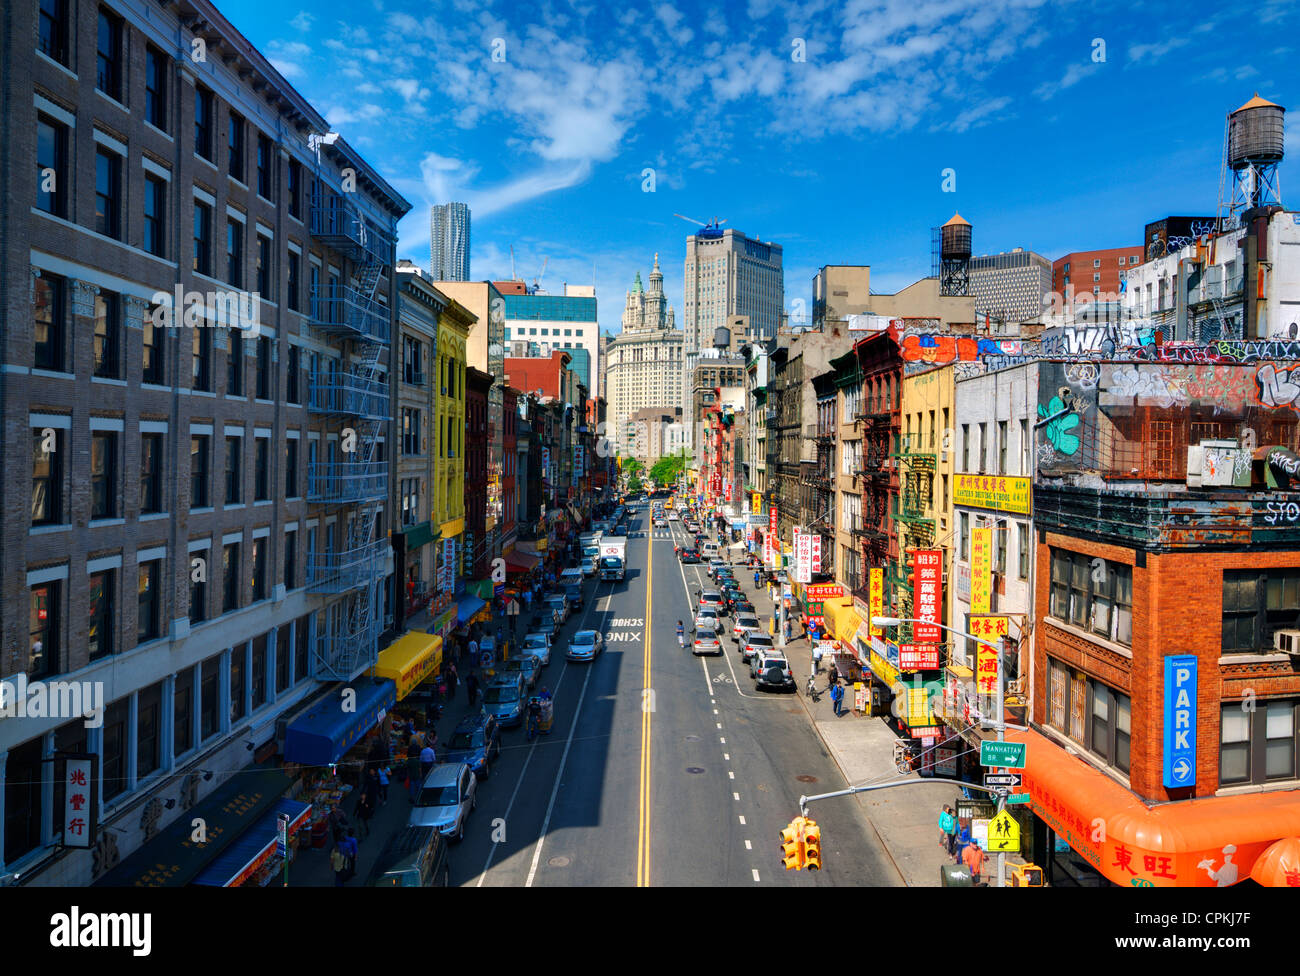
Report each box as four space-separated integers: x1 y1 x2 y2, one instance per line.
873 615 1009 889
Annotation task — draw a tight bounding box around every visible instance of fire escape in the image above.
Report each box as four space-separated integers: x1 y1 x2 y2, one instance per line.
306 180 393 680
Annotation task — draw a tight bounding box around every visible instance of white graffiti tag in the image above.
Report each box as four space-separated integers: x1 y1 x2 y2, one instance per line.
1256 364 1300 411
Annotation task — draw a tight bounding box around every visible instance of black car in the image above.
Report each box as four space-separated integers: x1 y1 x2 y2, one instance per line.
438 711 502 780
679 548 701 564
722 587 745 612
564 583 584 611
731 598 756 617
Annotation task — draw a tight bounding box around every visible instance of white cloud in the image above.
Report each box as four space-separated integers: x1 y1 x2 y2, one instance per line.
1035 62 1099 101
944 95 1012 133
289 11 313 32
1127 36 1189 63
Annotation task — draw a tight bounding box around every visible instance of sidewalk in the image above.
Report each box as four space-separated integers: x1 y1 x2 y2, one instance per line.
729 554 960 887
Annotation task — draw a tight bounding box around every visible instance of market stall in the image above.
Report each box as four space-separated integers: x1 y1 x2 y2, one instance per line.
192 799 312 887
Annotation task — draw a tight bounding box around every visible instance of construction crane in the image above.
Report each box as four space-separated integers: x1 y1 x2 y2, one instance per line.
532 256 548 294
510 244 516 282
673 213 727 238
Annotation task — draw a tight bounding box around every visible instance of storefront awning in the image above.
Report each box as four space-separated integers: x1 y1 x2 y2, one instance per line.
403 520 436 552
822 597 861 644
371 632 442 700
457 594 487 626
1016 727 1300 887
284 678 396 767
506 550 540 573
192 799 312 887
94 767 293 887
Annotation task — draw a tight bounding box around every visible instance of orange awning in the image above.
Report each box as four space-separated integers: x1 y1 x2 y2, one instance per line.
1013 728 1300 887
1249 836 1300 887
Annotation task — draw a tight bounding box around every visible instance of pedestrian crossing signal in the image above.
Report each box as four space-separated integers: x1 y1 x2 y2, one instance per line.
803 821 822 871
781 818 806 870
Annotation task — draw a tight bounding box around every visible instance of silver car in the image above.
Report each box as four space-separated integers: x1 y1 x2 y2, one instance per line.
741 633 775 663
692 629 723 656
695 610 723 635
409 763 477 842
567 629 604 661
522 632 552 667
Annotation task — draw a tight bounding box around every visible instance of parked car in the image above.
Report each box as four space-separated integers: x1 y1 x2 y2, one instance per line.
439 712 501 780
734 614 762 640
366 825 450 887
722 588 746 614
752 652 796 690
522 632 552 666
564 583 584 612
679 548 701 564
695 609 723 635
567 629 604 661
482 674 528 727
692 628 723 655
493 656 539 690
741 633 775 663
706 559 727 579
530 609 560 637
731 597 756 617
698 589 725 611
668 511 680 521
543 593 569 624
409 763 477 842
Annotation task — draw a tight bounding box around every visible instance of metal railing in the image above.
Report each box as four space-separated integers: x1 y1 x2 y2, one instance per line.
307 461 388 504
307 539 390 593
309 285 390 345
308 369 389 419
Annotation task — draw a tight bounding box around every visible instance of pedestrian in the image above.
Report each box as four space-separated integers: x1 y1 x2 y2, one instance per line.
340 828 359 875
377 764 390 805
446 662 460 697
955 820 973 864
812 641 824 674
355 786 375 840
420 741 436 782
962 838 986 885
829 679 845 717
468 636 479 664
406 736 423 802
328 802 350 842
944 805 959 856
938 805 956 852
331 842 350 886
466 671 480 707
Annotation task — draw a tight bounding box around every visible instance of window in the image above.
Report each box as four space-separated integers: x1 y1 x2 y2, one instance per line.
1221 699 1300 786
101 699 128 801
32 427 65 525
91 431 118 519
174 668 194 756
195 87 214 160
226 218 243 288
1088 680 1131 774
994 523 1007 575
145 46 168 129
225 435 242 504
255 335 272 399
284 528 298 590
404 337 423 384
1049 549 1132 646
191 435 210 507
288 159 302 218
226 330 246 395
223 543 240 611
34 272 66 371
286 345 301 403
256 234 273 300
36 115 69 217
142 175 166 257
276 626 292 693
1018 522 1030 579
95 148 122 240
136 559 162 644
228 113 245 181
87 570 115 661
29 581 59 679
251 635 268 709
1222 569 1300 655
135 682 163 779
140 432 163 513
39 0 71 66
1021 418 1030 475
295 615 310 682
200 657 219 741
190 549 208 625
230 646 246 722
254 437 269 501
93 291 121 379
251 537 267 601
193 200 212 276
998 420 1008 475
96 7 124 101
1093 272 1101 283
286 439 300 498
959 511 969 561
142 308 165 384
257 134 274 199
287 252 301 312
402 408 421 455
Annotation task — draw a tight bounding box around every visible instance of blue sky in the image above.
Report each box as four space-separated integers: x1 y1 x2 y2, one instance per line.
221 0 1298 337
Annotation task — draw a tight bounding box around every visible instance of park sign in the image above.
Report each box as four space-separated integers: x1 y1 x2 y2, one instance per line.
980 740 1026 769
1163 655 1198 788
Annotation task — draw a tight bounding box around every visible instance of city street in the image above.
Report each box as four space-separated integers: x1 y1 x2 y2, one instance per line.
435 503 896 886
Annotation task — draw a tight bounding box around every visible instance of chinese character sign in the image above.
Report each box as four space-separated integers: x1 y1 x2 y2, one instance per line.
899 644 941 670
725 480 732 502
752 492 762 515
913 550 942 643
794 530 813 583
810 534 822 574
768 505 779 568
869 568 884 637
64 758 92 848
971 527 992 614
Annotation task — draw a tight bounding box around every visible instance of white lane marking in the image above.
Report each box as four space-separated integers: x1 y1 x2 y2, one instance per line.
716 723 722 729
723 753 730 761
739 816 746 825
721 737 726 744
733 792 740 801
728 771 735 780
744 839 752 850
713 709 718 715
752 868 760 883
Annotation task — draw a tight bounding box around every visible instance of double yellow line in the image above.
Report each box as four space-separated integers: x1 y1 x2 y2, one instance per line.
636 530 654 886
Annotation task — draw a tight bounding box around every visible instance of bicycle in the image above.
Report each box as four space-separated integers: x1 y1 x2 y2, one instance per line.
805 674 820 701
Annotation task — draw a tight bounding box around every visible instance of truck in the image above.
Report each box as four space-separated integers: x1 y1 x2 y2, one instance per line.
579 531 603 577
599 538 627 582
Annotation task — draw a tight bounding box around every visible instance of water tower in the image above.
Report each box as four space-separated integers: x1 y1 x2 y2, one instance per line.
933 213 972 297
1228 94 1285 219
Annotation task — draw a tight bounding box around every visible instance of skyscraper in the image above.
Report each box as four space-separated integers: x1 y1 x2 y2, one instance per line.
682 228 783 445
430 202 471 281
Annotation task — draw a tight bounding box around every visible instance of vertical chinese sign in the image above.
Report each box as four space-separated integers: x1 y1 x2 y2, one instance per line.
810 534 822 574
970 615 1008 693
913 550 942 643
869 568 884 637
768 504 778 569
752 492 762 516
971 526 992 614
64 757 94 848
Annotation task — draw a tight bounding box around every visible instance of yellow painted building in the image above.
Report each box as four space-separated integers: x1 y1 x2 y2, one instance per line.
434 301 474 580
895 363 956 636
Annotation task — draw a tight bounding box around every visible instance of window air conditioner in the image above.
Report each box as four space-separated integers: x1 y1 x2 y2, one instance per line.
1274 629 1300 656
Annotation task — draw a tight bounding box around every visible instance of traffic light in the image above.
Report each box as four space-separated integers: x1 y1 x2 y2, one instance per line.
781 817 806 870
803 820 822 871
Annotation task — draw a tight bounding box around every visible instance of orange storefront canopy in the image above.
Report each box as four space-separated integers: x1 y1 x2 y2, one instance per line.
1013 728 1300 887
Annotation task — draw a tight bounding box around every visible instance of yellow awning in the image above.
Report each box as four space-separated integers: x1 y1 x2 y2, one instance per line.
822 597 861 645
372 632 443 701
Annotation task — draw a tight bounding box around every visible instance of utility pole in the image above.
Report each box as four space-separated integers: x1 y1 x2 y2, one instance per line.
995 633 1007 889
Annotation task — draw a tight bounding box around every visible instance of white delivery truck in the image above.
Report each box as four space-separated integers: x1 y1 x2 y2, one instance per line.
599 538 627 582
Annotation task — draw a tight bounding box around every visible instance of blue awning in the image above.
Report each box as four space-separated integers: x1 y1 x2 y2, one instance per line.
284 678 395 767
457 594 486 625
192 799 312 887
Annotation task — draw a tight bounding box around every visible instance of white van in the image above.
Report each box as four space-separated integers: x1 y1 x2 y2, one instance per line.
560 567 584 588
701 542 720 559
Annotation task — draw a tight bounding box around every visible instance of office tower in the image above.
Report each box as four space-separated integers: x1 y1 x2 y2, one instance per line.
430 202 470 282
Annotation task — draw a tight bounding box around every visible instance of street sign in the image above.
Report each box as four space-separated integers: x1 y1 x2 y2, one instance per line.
1005 793 1032 805
276 813 290 858
984 773 1022 787
987 810 1021 853
980 740 1026 769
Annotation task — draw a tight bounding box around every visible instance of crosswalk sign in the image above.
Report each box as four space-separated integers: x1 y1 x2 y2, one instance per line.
987 811 1020 853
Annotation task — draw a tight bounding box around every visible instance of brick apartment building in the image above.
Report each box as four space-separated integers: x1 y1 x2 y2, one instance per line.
1052 246 1144 304
1 0 407 882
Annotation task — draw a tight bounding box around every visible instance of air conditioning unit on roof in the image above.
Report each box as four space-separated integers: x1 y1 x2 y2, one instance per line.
1275 629 1300 656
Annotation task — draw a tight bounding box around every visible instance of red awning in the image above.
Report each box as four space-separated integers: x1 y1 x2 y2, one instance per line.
505 551 540 573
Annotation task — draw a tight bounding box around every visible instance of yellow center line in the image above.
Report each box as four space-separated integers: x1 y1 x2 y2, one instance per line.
637 524 654 886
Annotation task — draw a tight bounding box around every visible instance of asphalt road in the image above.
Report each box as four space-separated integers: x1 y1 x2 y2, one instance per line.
448 502 897 886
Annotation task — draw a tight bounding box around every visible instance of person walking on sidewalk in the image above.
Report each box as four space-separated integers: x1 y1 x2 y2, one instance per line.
812 641 824 674
466 671 480 707
829 679 845 717
962 839 986 885
331 842 351 886
938 805 957 853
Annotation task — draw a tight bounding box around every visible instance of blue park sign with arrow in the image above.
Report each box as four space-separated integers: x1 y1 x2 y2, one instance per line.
1162 655 1197 789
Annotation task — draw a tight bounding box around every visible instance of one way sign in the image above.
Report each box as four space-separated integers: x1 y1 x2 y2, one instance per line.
984 773 1021 787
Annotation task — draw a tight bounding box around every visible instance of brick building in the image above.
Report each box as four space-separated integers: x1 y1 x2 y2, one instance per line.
1052 246 1144 304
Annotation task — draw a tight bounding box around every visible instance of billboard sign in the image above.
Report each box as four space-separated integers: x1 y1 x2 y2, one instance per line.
913 550 942 643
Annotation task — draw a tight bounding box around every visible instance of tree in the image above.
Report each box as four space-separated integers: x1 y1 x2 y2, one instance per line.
649 449 689 487
628 473 643 494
